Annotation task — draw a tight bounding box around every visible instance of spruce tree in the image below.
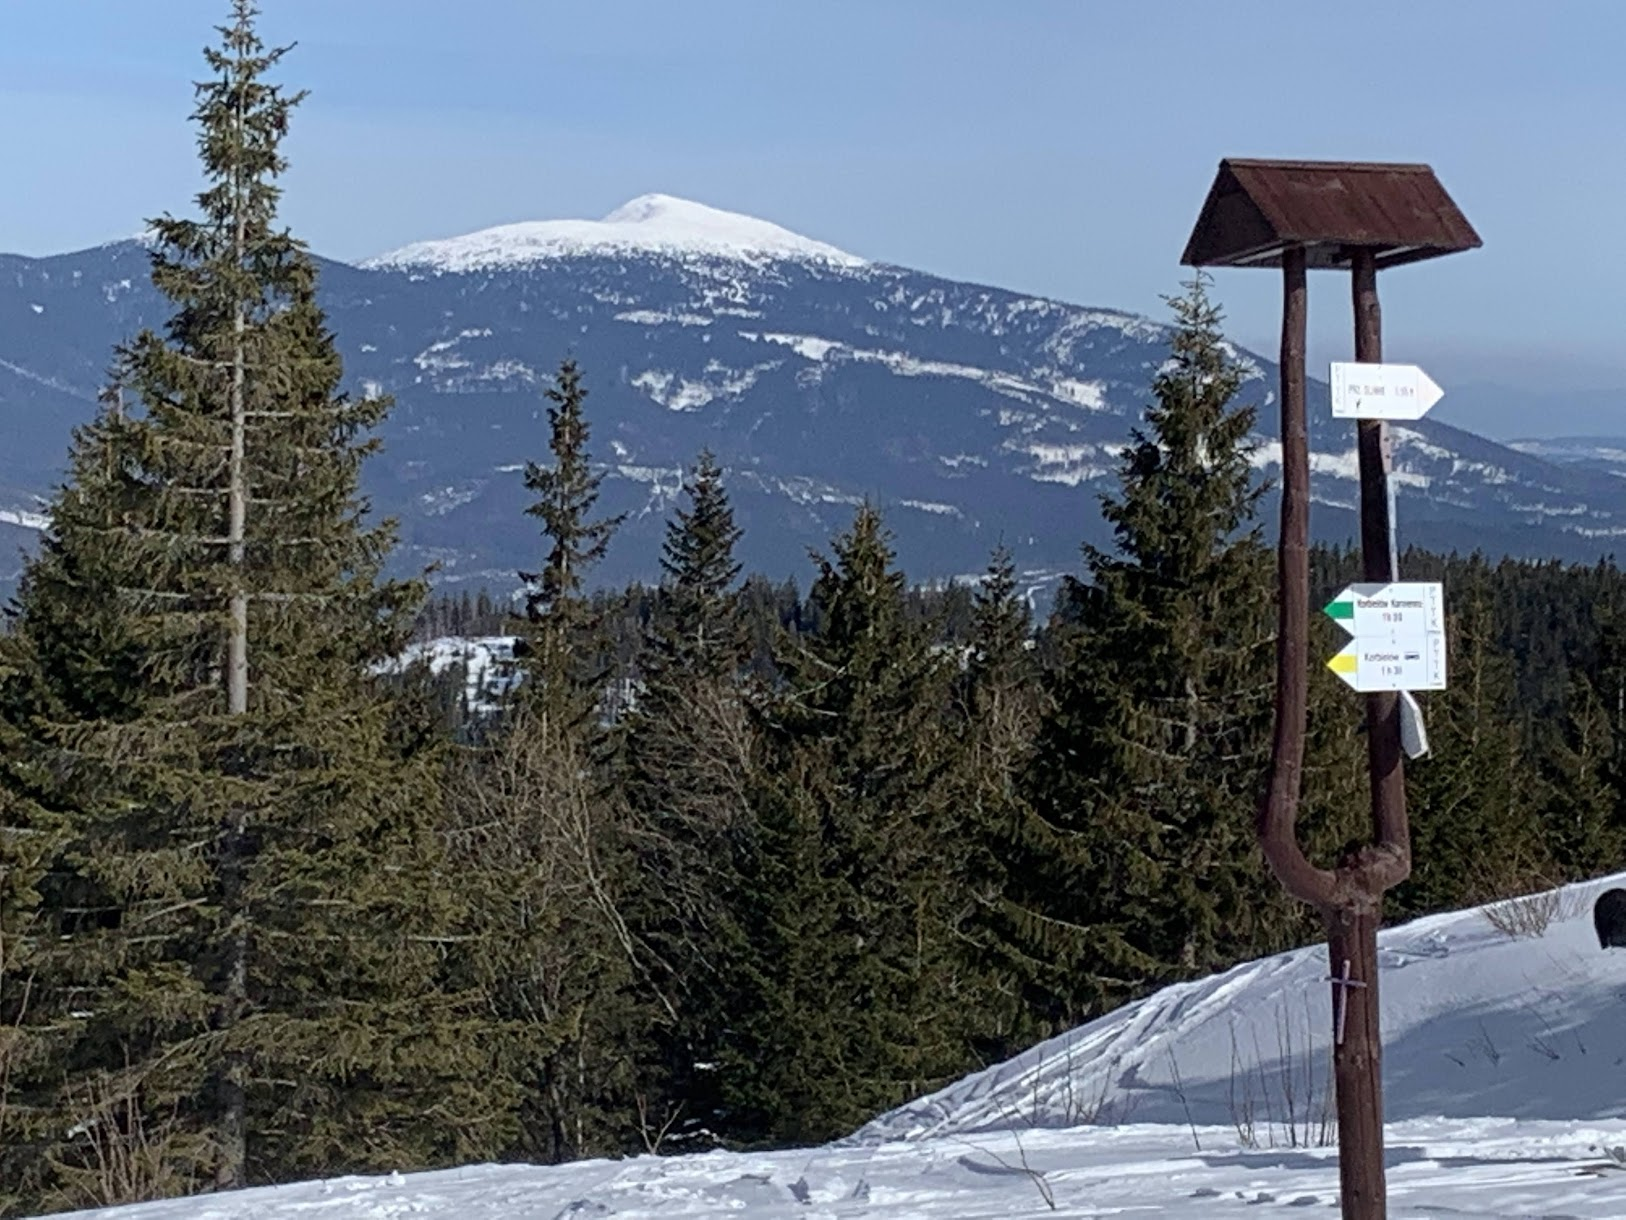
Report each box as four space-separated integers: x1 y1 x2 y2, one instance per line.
1395 584 1552 916
0 643 71 1216
449 359 638 1162
620 451 751 1147
1535 673 1618 880
946 547 1055 1058
1020 277 1280 1022
726 505 972 1143
0 404 158 1214
520 359 622 635
647 450 744 683
0 4 502 1201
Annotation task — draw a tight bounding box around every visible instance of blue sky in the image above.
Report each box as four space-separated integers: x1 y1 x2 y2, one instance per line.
2 0 1622 408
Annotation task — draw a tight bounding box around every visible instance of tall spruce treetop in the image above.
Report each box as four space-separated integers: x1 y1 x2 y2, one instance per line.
618 451 748 1149
521 360 622 627
1085 277 1265 616
33 0 414 701
464 358 638 1163
513 360 624 729
966 546 1032 696
948 545 1055 1058
651 450 744 681
659 451 741 593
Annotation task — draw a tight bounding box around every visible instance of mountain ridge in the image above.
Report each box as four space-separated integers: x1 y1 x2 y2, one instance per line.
4 203 1626 598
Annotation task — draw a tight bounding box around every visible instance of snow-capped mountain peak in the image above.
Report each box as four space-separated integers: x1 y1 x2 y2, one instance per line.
362 193 868 273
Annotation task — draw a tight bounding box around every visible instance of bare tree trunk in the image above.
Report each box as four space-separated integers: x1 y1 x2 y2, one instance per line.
228 235 248 713
215 42 251 1192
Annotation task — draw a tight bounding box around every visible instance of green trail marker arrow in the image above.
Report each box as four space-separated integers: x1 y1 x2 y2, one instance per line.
1324 595 1356 626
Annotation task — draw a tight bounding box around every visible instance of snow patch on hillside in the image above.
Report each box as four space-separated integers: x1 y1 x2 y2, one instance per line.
1392 425 1455 462
757 331 840 361
1013 441 1120 486
732 470 864 510
1049 377 1108 410
748 332 1089 411
899 498 964 518
363 194 868 273
0 506 49 531
630 361 779 411
614 308 714 327
612 463 686 516
418 482 487 517
0 356 96 403
1251 441 1432 488
386 636 522 714
413 338 472 375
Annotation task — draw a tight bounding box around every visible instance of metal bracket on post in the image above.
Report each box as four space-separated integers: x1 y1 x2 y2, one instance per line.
1327 959 1369 1045
1379 425 1434 761
1379 425 1399 581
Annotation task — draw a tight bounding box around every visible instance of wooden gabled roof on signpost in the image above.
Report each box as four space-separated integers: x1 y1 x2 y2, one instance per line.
1181 158 1482 271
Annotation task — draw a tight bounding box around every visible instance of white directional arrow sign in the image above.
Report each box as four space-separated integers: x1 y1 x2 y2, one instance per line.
1324 581 1448 693
1329 362 1445 421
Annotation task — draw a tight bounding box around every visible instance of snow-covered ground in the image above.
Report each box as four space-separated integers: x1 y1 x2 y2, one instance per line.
42 874 1626 1218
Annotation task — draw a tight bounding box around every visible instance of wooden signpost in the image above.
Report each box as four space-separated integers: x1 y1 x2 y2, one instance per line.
1182 160 1481 1219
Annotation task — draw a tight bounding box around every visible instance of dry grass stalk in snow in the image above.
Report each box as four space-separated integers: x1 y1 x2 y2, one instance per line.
1480 885 1584 941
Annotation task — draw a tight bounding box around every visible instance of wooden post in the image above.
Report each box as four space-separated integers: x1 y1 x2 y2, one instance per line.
1257 247 1317 902
1256 245 1412 1219
1321 248 1411 1219
1326 902 1384 1217
1352 251 1408 854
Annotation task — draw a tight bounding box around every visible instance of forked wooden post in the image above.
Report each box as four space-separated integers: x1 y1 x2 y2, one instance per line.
1183 159 1480 1220
1256 243 1395 1217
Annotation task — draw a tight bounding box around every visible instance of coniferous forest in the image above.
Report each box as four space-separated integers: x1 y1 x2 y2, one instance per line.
5 7 1626 1215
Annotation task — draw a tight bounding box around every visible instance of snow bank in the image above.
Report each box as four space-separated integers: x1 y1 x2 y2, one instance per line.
857 872 1626 1143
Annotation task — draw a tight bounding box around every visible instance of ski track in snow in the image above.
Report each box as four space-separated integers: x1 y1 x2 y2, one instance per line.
38 870 1626 1218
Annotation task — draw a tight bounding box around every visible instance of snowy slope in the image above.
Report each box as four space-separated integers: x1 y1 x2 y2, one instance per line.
363 194 868 273
38 875 1626 1219
859 873 1626 1145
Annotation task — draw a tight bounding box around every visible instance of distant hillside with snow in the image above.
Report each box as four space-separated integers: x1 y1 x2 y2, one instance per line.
7 195 1626 599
